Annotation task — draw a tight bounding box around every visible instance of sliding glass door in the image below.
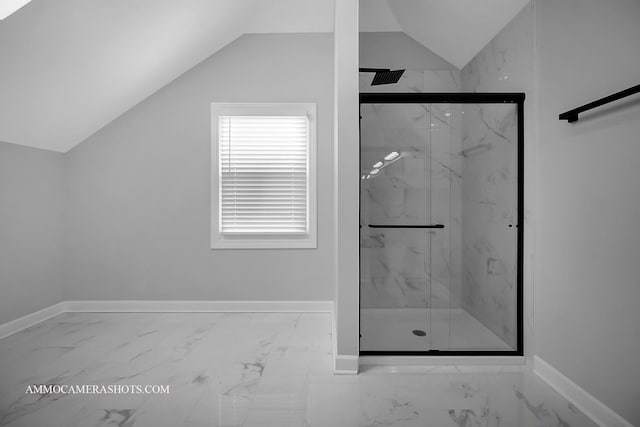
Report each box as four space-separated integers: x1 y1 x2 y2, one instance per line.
359 93 523 355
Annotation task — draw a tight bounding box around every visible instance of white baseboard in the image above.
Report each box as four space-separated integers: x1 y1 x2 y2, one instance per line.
0 302 67 340
2 299 354 378
329 302 359 375
533 356 632 427
0 300 333 340
334 354 359 374
64 300 333 313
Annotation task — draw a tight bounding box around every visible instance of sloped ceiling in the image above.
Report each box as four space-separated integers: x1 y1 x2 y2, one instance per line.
0 0 529 152
360 0 530 69
0 0 334 152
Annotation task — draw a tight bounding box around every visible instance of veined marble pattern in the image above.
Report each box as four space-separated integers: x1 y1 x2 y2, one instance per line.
0 313 598 427
460 102 518 348
359 66 464 318
460 5 534 95
0 313 331 427
360 101 463 313
460 2 534 351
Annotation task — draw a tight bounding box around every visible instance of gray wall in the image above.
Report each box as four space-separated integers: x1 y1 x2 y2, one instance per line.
359 32 456 70
0 142 65 324
65 33 335 302
535 0 640 424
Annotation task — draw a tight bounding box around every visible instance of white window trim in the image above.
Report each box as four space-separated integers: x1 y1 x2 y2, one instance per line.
211 102 317 249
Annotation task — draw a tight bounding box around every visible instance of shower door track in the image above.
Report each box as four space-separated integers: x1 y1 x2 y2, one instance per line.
359 92 525 357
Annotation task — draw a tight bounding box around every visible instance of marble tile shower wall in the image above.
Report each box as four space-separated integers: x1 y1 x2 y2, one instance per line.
459 103 518 348
460 3 535 351
359 70 463 310
360 4 534 350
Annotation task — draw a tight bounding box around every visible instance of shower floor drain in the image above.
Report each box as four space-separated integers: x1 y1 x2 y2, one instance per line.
412 329 427 337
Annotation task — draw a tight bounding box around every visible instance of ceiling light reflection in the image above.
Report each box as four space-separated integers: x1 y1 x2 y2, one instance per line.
384 151 400 161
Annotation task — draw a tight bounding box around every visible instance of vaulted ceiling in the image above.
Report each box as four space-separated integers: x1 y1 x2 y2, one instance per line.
0 0 334 152
0 0 529 153
361 0 530 69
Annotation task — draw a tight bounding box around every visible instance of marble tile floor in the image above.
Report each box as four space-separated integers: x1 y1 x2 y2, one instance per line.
0 313 597 427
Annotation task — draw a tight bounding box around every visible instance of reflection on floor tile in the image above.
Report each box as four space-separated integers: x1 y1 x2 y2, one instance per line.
0 313 596 427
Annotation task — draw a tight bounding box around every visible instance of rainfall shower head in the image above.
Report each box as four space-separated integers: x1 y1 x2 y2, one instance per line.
359 68 405 86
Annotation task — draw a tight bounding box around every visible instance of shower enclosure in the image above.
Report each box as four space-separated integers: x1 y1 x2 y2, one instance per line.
359 93 524 355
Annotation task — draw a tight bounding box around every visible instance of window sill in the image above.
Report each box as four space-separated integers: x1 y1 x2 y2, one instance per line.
211 236 317 250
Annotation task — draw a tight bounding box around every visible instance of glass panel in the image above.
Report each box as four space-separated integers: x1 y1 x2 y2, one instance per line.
427 103 456 351
359 100 519 354
453 103 518 351
360 103 434 352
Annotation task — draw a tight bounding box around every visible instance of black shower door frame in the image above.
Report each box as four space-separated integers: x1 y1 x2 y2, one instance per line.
359 92 525 357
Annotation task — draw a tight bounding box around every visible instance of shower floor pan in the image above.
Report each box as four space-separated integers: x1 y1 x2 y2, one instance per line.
360 308 512 352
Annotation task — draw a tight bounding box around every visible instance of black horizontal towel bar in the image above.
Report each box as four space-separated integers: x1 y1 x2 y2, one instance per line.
368 224 445 229
559 84 640 123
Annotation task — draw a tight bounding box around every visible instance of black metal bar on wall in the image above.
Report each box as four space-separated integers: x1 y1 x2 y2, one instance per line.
359 92 526 357
559 84 640 122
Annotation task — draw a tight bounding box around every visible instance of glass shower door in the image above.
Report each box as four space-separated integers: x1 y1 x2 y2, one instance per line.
427 103 459 351
359 94 523 355
359 102 454 352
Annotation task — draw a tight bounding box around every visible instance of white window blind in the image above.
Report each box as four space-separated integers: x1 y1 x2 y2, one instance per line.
218 115 309 235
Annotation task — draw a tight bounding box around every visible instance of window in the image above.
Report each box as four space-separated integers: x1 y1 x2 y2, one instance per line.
211 103 317 249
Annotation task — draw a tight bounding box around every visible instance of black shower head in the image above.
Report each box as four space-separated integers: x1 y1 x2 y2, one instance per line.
359 68 406 86
371 69 405 85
